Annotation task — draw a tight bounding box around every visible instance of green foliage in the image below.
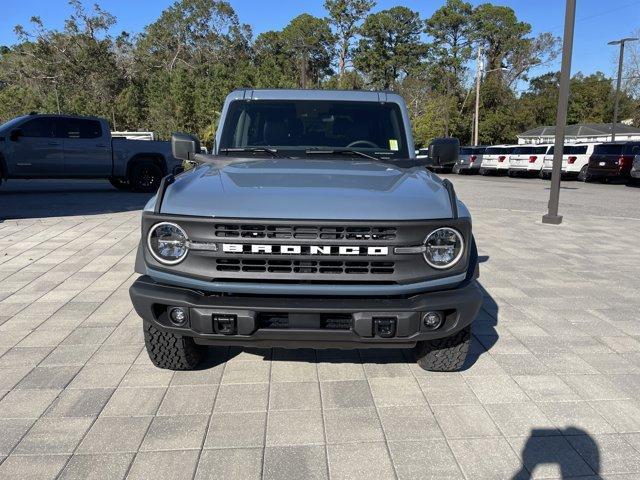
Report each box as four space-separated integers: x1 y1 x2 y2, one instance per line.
354 6 427 89
325 0 375 76
0 0 637 147
281 14 336 88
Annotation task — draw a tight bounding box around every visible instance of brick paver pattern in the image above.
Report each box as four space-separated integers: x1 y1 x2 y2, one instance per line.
0 176 639 479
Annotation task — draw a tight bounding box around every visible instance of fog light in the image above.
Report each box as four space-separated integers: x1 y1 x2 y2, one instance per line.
422 311 443 330
169 307 187 326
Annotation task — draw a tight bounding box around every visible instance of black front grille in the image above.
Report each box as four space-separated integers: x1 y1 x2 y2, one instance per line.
215 259 395 275
214 223 396 241
142 213 473 286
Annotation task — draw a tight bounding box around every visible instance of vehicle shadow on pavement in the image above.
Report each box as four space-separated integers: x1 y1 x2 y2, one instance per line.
0 180 152 219
460 254 499 370
511 427 600 479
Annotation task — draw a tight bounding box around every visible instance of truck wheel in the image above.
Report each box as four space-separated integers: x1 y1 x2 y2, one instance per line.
143 321 204 370
131 161 163 193
109 177 130 191
414 326 470 372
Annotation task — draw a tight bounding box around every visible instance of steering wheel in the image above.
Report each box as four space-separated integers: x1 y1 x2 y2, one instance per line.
347 140 379 148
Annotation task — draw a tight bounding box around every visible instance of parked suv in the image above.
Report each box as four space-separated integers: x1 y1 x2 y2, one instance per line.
454 146 486 174
508 144 551 177
480 145 516 175
129 89 482 372
0 113 181 192
586 141 640 182
541 143 599 181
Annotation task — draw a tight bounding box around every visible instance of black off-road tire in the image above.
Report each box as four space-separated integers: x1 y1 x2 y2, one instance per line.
130 160 163 193
144 321 204 370
414 326 471 372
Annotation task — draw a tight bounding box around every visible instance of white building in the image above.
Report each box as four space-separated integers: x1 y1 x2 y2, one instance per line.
517 123 640 145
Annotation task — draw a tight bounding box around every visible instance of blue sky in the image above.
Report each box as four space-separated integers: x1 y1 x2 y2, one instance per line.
2 0 639 86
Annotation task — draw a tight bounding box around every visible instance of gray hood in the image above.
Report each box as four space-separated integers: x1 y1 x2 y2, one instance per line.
152 158 457 221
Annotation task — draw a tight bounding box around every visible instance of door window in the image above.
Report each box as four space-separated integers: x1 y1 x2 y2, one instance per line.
58 119 102 139
21 118 54 138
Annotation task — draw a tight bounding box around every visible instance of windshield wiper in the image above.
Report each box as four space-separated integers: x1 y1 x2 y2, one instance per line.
219 147 283 158
305 148 382 162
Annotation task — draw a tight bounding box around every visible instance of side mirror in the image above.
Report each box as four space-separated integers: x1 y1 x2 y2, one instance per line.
428 137 460 166
10 128 23 142
171 132 201 161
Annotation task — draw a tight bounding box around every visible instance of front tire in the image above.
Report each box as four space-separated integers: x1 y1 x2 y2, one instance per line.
144 321 204 370
414 326 471 372
130 161 163 193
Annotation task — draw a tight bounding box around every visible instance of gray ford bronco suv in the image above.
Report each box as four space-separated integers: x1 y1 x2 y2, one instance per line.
129 89 482 371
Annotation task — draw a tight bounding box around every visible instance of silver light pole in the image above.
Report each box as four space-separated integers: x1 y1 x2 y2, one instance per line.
608 37 638 141
542 0 576 225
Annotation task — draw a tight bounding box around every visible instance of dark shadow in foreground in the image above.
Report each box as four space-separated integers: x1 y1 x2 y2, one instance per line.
0 179 152 220
512 427 600 479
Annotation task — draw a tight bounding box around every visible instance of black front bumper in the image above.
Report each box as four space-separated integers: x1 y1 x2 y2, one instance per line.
129 276 483 349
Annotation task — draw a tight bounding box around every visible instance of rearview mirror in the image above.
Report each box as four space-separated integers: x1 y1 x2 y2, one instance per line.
171 132 201 161
10 128 23 142
428 137 460 166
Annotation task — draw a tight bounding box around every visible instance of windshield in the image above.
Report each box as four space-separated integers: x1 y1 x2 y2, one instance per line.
219 100 409 158
0 115 28 133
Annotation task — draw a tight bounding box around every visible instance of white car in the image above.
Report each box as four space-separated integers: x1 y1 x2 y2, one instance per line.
454 146 486 174
508 144 552 177
541 143 599 181
480 145 517 175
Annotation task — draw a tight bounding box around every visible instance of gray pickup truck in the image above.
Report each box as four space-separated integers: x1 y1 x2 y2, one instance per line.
130 89 482 372
0 113 182 192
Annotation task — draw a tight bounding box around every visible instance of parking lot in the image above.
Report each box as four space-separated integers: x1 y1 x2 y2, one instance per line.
0 175 639 479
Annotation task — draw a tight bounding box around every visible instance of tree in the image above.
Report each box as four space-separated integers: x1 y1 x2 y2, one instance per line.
134 0 253 137
281 14 335 88
424 0 474 137
472 4 559 86
3 1 122 123
354 6 427 89
425 0 473 83
568 72 634 124
324 0 375 82
252 31 298 88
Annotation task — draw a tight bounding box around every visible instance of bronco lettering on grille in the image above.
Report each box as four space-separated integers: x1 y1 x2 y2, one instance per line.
221 244 388 256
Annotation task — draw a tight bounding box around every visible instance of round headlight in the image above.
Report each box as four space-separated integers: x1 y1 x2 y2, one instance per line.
423 227 464 269
147 222 189 265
